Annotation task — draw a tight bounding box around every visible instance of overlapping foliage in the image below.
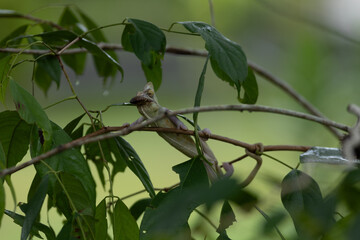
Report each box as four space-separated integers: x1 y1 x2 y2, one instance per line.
0 5 358 240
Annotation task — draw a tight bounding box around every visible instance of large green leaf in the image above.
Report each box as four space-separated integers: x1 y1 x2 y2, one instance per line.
113 199 139 240
114 137 155 198
121 18 166 90
5 209 56 240
95 199 107 240
30 122 96 210
21 175 49 240
0 55 12 103
10 79 52 149
140 178 256 239
0 111 31 167
129 198 152 221
172 156 209 190
281 169 335 240
180 22 256 103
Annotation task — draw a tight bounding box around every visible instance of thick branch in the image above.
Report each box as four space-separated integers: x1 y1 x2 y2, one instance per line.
0 104 347 178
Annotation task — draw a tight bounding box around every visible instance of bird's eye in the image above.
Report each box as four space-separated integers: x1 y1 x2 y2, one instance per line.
147 89 154 97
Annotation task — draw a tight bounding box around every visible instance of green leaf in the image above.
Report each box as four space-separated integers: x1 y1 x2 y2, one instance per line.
85 126 127 186
61 52 87 75
0 178 5 227
10 79 52 148
76 8 107 42
281 169 335 240
122 19 166 65
180 22 249 101
240 67 258 104
122 18 166 90
95 199 107 240
0 24 28 47
59 172 95 216
78 38 123 78
63 113 85 136
338 169 360 212
140 178 256 239
129 198 152 220
0 111 31 167
59 7 85 34
35 55 61 90
34 65 53 95
5 209 56 240
113 199 139 240
21 175 49 240
217 200 236 234
0 55 12 103
30 122 96 211
114 137 155 198
192 56 210 156
92 50 119 82
36 30 78 46
141 55 162 91
172 156 209 190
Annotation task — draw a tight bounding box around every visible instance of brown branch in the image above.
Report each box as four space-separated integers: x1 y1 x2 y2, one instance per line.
0 12 64 30
0 103 346 178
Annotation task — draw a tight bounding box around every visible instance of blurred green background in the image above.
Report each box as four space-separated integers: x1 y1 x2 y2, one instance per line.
1 0 359 239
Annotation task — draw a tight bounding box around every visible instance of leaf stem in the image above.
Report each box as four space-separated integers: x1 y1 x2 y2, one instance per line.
194 208 217 230
43 95 77 110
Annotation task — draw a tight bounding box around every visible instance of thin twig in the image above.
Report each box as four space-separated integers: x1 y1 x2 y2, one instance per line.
0 44 347 139
208 0 216 27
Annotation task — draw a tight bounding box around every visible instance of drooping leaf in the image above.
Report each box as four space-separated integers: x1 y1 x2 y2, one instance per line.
121 18 166 90
84 126 127 186
192 56 209 156
172 156 209 190
0 55 12 103
61 52 87 76
113 199 139 240
76 7 107 42
4 209 56 240
34 65 53 95
141 55 162 91
114 137 155 198
0 111 31 167
140 178 256 239
35 55 61 90
0 24 28 47
59 7 85 34
180 22 254 102
21 175 49 240
78 38 123 79
59 172 95 217
217 200 236 234
10 79 52 149
0 178 4 227
240 67 258 104
129 198 152 220
63 113 85 136
95 199 107 240
122 18 166 65
281 169 335 240
30 122 96 211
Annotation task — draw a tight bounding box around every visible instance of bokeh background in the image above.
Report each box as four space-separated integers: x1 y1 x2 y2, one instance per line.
1 0 360 239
